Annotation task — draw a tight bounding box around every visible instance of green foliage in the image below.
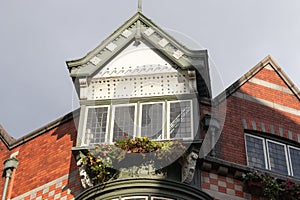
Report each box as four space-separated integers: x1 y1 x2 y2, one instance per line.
80 137 186 185
243 171 300 199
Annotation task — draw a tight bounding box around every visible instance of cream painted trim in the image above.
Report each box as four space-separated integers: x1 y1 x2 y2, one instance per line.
264 65 274 71
249 78 293 95
232 92 300 116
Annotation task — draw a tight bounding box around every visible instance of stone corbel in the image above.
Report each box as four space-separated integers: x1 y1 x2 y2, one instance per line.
79 77 88 100
77 159 93 188
180 151 199 183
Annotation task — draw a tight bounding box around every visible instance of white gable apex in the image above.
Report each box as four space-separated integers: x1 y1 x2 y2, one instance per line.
93 41 176 78
83 41 196 100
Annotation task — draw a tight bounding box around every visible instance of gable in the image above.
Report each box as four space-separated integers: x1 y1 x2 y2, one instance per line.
93 41 177 78
66 12 211 99
66 13 208 76
84 41 196 100
216 55 300 117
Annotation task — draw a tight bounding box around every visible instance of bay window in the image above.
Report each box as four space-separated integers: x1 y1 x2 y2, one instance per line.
82 100 193 146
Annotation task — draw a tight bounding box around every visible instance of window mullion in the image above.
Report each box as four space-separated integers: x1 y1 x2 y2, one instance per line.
108 103 114 143
165 100 169 140
284 145 291 176
287 146 293 176
136 101 141 138
263 138 269 170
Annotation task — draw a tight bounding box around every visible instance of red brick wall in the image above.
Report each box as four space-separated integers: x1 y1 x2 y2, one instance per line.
216 66 300 165
0 118 80 199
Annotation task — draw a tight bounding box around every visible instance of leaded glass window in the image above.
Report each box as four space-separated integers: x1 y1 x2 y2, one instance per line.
245 135 266 169
169 101 192 139
267 140 288 175
141 103 163 139
84 106 109 145
83 100 194 145
245 134 300 177
112 105 136 141
289 146 300 178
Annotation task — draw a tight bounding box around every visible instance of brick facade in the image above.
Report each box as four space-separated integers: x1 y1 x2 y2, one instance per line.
0 115 83 200
201 58 300 199
0 33 299 200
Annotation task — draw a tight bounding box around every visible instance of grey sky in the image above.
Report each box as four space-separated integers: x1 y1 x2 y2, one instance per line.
0 0 299 139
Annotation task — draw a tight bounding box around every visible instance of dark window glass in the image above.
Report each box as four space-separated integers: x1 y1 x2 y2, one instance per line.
267 141 288 175
141 103 163 139
169 101 192 139
289 147 300 178
245 135 266 169
85 107 108 145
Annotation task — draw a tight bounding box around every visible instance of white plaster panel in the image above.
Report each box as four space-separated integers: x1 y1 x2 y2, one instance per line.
87 73 191 100
94 41 175 78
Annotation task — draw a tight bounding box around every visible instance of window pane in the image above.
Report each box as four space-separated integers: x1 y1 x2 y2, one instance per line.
289 147 300 178
169 101 192 139
122 197 148 200
141 103 163 139
151 197 175 200
245 135 266 169
267 141 288 175
85 107 108 145
113 106 135 141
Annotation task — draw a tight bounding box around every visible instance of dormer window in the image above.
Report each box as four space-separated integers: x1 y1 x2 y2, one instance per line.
82 100 193 146
68 37 207 148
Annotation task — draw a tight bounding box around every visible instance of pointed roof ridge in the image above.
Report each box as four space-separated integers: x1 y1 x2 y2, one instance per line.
213 55 300 103
66 12 208 77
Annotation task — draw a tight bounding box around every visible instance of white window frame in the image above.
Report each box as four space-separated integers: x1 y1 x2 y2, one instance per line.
288 145 300 177
110 103 137 143
82 105 110 146
266 139 290 175
139 102 165 140
244 134 268 170
82 100 194 146
167 100 193 140
245 133 300 177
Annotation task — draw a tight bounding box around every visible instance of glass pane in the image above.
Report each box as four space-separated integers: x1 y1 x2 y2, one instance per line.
169 101 192 139
113 105 135 141
122 197 148 200
267 141 288 175
151 197 175 200
245 135 266 168
289 147 300 178
141 103 163 139
85 107 108 145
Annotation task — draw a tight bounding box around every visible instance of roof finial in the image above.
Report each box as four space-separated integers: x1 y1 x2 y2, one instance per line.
138 0 142 12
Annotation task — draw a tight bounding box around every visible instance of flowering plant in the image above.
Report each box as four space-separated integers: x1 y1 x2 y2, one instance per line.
243 171 300 199
80 137 186 185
